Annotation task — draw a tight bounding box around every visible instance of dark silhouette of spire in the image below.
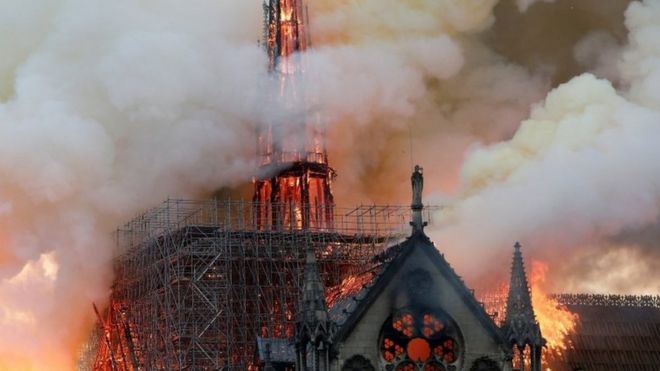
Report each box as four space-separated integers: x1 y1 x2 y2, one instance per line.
300 247 329 323
503 242 545 371
295 245 336 371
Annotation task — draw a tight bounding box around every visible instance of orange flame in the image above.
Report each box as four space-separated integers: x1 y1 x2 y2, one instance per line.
529 261 579 354
326 272 374 307
480 261 579 364
479 282 509 325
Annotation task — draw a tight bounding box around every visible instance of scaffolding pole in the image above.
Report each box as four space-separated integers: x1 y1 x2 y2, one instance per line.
85 199 428 370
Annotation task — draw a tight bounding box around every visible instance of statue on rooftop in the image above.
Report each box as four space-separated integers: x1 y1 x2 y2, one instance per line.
411 165 423 208
410 165 425 232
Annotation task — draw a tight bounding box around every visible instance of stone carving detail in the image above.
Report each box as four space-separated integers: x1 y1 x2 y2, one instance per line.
411 165 423 207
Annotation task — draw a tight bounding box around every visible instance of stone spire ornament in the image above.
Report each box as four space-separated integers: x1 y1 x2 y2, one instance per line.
295 244 336 371
502 242 545 371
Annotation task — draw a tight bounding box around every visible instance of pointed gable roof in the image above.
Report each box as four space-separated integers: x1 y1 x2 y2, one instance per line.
329 166 507 348
502 242 545 348
329 230 506 347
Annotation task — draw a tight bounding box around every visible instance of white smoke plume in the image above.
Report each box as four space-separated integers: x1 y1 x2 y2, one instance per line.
0 0 656 368
0 0 264 368
0 0 523 367
433 0 660 295
306 0 550 205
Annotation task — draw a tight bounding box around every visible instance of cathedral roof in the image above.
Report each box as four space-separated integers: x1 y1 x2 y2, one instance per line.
328 265 384 329
328 231 506 346
548 294 660 370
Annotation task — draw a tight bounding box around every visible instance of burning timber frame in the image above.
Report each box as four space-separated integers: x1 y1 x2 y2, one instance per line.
89 199 429 370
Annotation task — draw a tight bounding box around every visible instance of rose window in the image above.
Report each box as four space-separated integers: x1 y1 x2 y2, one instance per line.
380 309 462 370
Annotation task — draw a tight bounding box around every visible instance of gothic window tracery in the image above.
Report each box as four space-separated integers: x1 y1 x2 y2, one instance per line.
380 308 463 371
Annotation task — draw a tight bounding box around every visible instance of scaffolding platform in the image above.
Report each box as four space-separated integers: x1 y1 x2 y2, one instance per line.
85 199 434 370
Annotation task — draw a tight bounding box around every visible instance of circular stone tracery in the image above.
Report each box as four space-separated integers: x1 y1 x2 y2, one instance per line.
380 308 462 370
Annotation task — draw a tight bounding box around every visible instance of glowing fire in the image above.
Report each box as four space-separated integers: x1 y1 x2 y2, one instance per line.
480 260 579 363
479 282 509 325
326 272 374 307
529 261 579 354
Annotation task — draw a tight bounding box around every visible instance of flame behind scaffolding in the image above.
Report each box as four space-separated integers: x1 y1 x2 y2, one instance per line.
85 199 432 370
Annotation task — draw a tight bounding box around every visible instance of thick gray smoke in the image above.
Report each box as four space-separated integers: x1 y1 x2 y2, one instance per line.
0 0 264 368
0 0 656 368
432 0 660 296
305 0 551 205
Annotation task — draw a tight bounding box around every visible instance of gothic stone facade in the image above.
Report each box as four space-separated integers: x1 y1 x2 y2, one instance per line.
258 167 541 371
328 232 511 371
259 231 520 371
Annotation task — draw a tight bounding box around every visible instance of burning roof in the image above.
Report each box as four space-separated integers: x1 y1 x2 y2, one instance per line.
548 294 660 370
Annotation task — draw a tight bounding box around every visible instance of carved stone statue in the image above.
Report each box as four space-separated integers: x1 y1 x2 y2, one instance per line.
411 165 423 208
410 165 425 232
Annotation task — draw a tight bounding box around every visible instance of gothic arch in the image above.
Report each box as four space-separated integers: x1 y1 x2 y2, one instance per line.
341 355 375 371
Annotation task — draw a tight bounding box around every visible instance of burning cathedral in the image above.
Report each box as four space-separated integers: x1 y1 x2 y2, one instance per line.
83 1 660 370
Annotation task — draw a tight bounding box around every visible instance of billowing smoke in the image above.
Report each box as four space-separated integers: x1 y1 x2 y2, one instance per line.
302 0 658 296
0 0 656 368
0 0 264 368
432 0 660 296
306 0 550 204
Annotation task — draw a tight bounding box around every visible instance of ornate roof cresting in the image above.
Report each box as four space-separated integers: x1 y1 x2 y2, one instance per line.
552 293 660 308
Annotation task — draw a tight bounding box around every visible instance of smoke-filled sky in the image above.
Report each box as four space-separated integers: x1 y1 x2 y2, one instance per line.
0 0 658 369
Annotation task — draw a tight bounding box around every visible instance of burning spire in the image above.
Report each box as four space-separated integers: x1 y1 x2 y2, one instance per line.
502 242 545 371
254 0 335 230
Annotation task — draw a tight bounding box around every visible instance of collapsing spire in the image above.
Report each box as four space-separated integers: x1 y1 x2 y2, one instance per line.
263 0 311 70
502 242 545 371
254 0 335 230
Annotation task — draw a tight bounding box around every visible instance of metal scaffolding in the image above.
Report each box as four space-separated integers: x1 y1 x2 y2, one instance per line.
88 199 424 370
